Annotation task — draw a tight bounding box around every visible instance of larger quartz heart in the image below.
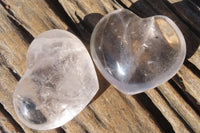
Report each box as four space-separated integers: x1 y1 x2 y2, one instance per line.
13 29 99 130
90 9 186 95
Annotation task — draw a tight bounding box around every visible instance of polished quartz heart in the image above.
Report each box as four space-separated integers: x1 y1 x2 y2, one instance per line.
13 29 99 130
90 9 186 95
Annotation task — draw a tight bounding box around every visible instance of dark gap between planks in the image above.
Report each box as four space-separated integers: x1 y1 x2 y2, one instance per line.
134 93 175 133
155 88 195 133
0 103 25 133
169 78 200 115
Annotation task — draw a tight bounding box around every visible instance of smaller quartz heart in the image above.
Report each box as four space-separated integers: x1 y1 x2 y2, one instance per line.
90 9 186 95
13 29 99 130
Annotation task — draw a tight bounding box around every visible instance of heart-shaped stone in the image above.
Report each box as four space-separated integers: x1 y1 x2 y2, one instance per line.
90 9 186 95
13 29 99 130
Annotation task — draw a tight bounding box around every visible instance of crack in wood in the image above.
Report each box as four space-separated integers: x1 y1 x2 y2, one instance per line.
87 105 108 129
115 0 129 9
0 0 15 18
7 16 34 45
0 45 21 81
7 67 21 81
72 119 90 133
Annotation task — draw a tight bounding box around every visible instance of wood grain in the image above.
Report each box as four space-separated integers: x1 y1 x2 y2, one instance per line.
0 0 199 133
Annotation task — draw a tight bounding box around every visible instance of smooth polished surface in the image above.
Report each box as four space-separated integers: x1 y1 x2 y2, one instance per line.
91 9 186 95
13 29 99 130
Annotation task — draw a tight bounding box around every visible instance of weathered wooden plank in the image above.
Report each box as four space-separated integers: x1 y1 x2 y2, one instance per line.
146 88 191 133
64 86 162 133
0 6 28 76
158 82 200 132
1 0 68 37
58 0 121 21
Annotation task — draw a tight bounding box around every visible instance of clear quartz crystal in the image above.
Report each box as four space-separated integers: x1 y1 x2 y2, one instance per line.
90 9 186 95
13 29 99 130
